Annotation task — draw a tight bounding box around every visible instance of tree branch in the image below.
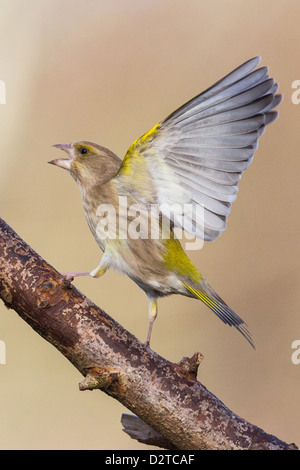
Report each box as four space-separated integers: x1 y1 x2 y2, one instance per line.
0 217 297 450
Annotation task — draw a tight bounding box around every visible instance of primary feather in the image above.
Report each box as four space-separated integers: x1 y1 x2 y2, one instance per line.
52 57 282 348
116 56 282 241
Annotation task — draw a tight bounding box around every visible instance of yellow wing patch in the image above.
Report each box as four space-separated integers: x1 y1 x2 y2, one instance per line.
119 122 161 176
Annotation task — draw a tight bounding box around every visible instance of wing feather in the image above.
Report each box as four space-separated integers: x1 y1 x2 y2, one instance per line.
116 57 282 241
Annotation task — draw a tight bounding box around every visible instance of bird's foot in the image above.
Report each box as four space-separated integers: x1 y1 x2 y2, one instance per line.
62 272 91 281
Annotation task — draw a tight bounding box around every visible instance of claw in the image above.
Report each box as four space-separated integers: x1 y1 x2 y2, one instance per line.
61 272 90 281
62 273 75 282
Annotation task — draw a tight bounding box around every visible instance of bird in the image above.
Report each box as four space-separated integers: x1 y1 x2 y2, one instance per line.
49 56 282 349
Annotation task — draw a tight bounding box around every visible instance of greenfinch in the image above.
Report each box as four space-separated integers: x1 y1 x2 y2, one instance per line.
49 57 282 348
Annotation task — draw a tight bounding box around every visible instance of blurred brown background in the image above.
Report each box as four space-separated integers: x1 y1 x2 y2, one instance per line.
0 0 299 450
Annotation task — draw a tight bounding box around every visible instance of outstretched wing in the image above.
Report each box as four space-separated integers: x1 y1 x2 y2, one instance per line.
115 57 282 241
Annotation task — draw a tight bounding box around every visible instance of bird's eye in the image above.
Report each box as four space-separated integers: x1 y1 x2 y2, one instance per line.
80 147 88 155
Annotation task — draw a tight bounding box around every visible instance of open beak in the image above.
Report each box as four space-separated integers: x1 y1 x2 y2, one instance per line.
48 143 73 170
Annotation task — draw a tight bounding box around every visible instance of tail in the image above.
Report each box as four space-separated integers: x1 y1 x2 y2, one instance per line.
182 280 255 349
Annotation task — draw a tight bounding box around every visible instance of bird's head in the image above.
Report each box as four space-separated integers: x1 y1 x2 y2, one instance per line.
49 141 121 185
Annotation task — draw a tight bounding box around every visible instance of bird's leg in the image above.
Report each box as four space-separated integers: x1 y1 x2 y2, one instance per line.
62 260 108 281
89 261 108 278
62 271 90 281
145 297 158 348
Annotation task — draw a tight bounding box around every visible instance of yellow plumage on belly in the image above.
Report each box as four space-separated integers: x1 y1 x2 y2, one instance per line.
49 57 282 348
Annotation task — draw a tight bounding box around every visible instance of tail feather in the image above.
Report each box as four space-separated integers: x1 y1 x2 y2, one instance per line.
182 281 255 349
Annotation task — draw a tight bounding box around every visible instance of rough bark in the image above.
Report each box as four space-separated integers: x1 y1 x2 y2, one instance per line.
0 217 297 450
